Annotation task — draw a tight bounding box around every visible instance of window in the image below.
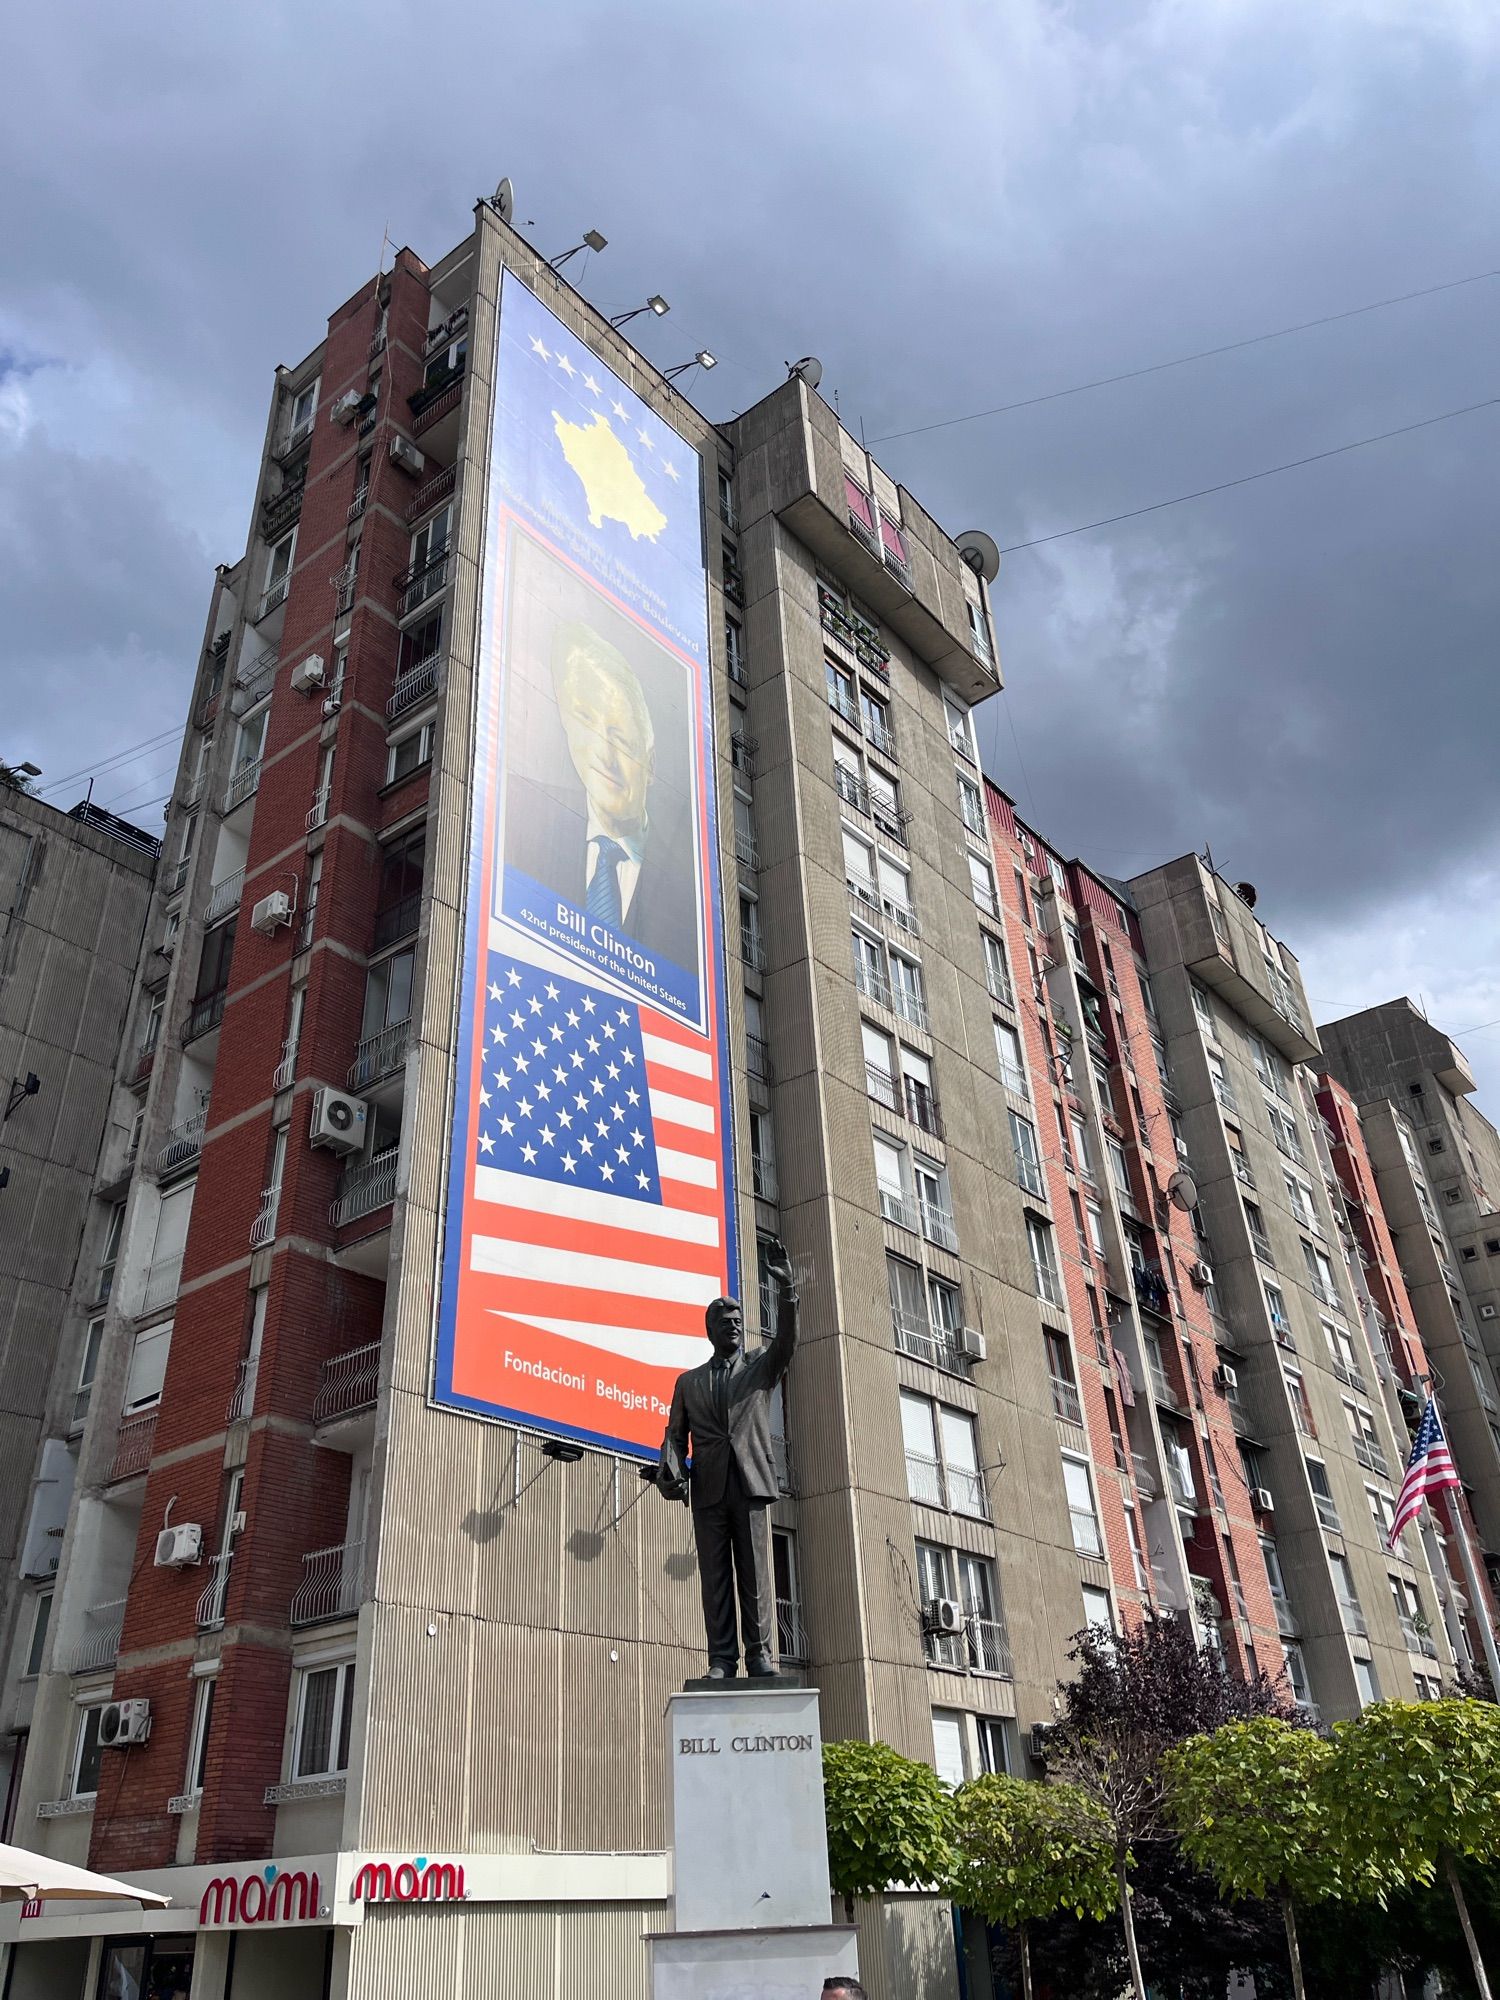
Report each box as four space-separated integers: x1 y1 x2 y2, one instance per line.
862 1022 896 1108
1062 1455 1103 1556
1353 1656 1380 1703
826 658 858 726
901 1394 986 1516
866 765 905 844
397 608 443 679
749 1108 777 1202
1367 1486 1397 1541
843 830 877 912
982 932 1013 1007
957 775 985 838
888 952 925 1031
1282 1367 1315 1437
1070 1114 1095 1181
73 1316 104 1428
71 1704 105 1798
852 928 887 1007
725 615 746 685
878 852 916 932
1208 1049 1237 1112
945 696 975 760
873 1135 913 1229
124 1321 172 1412
374 826 426 948
1081 1585 1114 1633
1264 1282 1290 1336
387 719 434 784
1124 1508 1149 1591
293 1660 356 1779
361 948 415 1041
914 1159 954 1251
264 530 295 594
1191 983 1216 1035
976 1716 1014 1776
931 1709 967 1787
1013 867 1031 928
186 1675 216 1794
1086 1205 1107 1258
1282 1642 1311 1708
288 378 319 435
23 1591 51 1677
902 1047 940 1135
1245 1200 1273 1258
1283 1171 1314 1227
1025 1214 1062 1307
994 1020 1027 1097
1301 1240 1339 1306
1009 1112 1044 1197
1105 1137 1131 1202
410 503 451 574
967 853 998 916
1305 1456 1340 1531
1045 1330 1082 1425
860 686 893 756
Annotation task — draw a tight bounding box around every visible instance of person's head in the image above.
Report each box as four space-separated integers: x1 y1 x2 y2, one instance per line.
705 1295 743 1359
822 1981 867 1999
551 622 655 837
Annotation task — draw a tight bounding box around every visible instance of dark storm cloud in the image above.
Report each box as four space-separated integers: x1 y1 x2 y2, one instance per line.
2 0 1496 1079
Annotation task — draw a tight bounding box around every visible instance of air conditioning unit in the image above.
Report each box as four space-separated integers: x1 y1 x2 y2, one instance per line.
290 653 326 694
250 891 294 936
330 390 362 425
389 435 425 477
1029 1722 1060 1764
154 1523 203 1569
1214 1363 1238 1394
1252 1487 1275 1514
1189 1259 1214 1288
923 1597 964 1637
99 1699 152 1748
1176 1137 1192 1162
310 1088 368 1155
957 1325 987 1362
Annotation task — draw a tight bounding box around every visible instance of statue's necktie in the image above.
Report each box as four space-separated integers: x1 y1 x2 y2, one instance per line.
587 836 626 928
713 1358 729 1427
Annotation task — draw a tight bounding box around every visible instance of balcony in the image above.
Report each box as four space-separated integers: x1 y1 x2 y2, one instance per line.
256 574 291 625
290 1538 364 1627
746 1036 773 1087
306 786 331 834
1213 1079 1240 1115
139 1253 182 1315
108 1409 157 1482
405 464 456 524
1338 1599 1368 1639
182 987 226 1047
1397 1615 1438 1659
891 1309 973 1377
1133 1265 1172 1319
740 931 766 975
196 1553 232 1633
222 758 262 814
331 1148 398 1228
776 1596 809 1664
829 684 861 730
1232 1154 1257 1189
67 1599 126 1675
395 548 450 619
889 985 928 1034
260 478 305 544
387 655 441 720
735 830 760 872
348 1018 411 1090
722 559 745 609
410 369 465 437
204 871 243 926
879 1188 918 1233
157 1109 205 1178
373 892 422 953
904 1078 942 1140
1132 1452 1159 1501
866 713 897 760
272 1036 298 1092
751 1153 778 1203
275 414 314 460
1351 1436 1390 1479
1050 1376 1084 1426
226 1356 256 1424
920 1199 958 1254
424 303 469 355
249 1185 280 1250
314 1340 381 1426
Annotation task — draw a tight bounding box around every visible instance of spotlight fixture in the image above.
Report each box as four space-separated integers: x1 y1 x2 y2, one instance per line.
541 1436 585 1464
663 351 717 380
549 229 608 271
610 296 670 329
18 762 40 777
4 1072 40 1125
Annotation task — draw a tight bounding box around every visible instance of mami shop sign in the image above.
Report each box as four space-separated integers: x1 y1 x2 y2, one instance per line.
196 1857 466 1930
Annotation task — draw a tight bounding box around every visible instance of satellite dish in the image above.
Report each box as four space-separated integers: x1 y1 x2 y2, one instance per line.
788 356 823 392
1168 1170 1199 1212
493 177 515 224
957 530 1001 583
1234 881 1258 908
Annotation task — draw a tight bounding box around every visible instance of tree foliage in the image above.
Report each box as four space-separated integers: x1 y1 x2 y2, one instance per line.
947 1774 1117 1926
1165 1718 1353 1905
821 1738 951 1908
1328 1698 1500 1889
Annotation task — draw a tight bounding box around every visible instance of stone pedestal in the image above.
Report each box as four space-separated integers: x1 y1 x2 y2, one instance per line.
646 1684 858 2000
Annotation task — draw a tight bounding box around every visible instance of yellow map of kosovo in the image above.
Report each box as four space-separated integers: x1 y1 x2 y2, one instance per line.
552 410 667 542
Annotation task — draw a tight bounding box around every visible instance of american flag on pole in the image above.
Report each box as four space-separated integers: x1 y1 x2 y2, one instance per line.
1388 1397 1461 1548
466 950 725 1377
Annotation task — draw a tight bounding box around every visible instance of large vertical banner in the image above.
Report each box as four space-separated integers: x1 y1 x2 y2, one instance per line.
434 272 736 1457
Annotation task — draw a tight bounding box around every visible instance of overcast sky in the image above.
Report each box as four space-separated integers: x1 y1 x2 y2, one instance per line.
3 1 1497 1099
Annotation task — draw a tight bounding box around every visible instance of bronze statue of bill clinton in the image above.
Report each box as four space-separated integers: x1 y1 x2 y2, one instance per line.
655 1240 798 1678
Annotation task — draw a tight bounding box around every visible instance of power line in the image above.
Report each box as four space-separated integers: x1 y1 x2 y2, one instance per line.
36 725 182 800
998 394 1500 554
870 264 1500 445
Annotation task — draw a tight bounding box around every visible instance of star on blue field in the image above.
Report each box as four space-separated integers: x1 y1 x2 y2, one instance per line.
477 954 661 1201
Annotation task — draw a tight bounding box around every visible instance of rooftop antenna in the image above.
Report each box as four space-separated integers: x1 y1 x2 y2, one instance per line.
787 356 823 392
956 530 1001 584
377 222 394 277
491 177 515 225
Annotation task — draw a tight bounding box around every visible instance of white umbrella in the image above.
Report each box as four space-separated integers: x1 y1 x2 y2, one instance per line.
0 1841 169 1905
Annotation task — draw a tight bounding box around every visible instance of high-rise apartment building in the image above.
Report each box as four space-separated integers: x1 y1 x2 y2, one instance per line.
0 790 157 1835
3 201 1497 2000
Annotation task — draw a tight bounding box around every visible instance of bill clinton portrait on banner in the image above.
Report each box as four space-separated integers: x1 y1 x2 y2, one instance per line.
499 536 703 1012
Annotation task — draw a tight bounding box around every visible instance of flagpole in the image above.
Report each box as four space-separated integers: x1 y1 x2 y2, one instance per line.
1445 1489 1500 1693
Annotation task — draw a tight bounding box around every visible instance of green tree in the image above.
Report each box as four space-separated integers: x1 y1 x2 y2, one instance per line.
821 1738 951 1921
946 1774 1117 2000
1329 1698 1500 2000
1165 1717 1380 2000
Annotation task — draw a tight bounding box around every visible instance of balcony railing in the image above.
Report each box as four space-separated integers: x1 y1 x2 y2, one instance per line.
890 984 928 1033
275 413 314 459
1070 1508 1105 1557
223 759 262 814
314 1340 381 1425
968 1616 1014 1678
157 1109 205 1177
424 303 469 354
331 1148 398 1228
1313 1495 1342 1534
1396 1615 1438 1659
905 1452 990 1519
904 1078 942 1139
411 376 465 437
290 1538 364 1626
829 685 860 729
68 1599 126 1674
866 714 896 759
751 1154 778 1203
1338 1599 1368 1639
395 548 450 619
776 1597 808 1664
272 1037 298 1092
348 1018 411 1090
139 1253 182 1315
905 1450 945 1508
256 574 290 624
226 1355 256 1424
891 1309 973 1377
1351 1436 1390 1478
373 892 422 953
387 655 441 720
879 1188 918 1232
183 987 226 1046
204 869 244 925
405 464 456 524
1213 1079 1240 1114
746 1036 773 1086
1050 1376 1084 1426
306 787 331 833
740 932 766 975
196 1553 232 1632
249 1185 280 1250
108 1409 157 1482
920 1199 958 1254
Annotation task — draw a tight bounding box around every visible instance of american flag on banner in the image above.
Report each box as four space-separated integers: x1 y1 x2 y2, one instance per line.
1388 1397 1461 1548
464 950 724 1380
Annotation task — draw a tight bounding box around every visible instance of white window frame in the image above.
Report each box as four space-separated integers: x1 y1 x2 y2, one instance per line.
70 1702 106 1800
186 1670 218 1795
386 718 435 785
290 1657 356 1781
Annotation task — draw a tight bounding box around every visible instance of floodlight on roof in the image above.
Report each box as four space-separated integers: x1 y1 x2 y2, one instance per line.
549 230 608 270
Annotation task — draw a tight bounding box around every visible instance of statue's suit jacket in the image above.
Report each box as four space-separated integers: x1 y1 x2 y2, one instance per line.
660 1289 797 1508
